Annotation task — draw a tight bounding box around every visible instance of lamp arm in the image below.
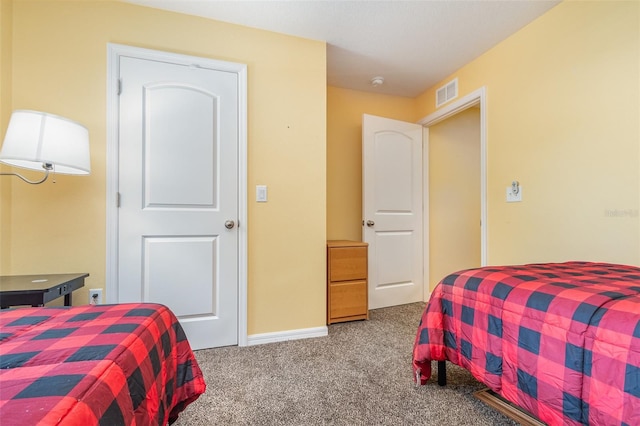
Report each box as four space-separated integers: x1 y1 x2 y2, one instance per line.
0 169 49 185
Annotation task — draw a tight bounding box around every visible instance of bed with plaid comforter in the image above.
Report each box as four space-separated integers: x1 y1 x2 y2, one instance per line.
413 262 640 426
0 303 205 425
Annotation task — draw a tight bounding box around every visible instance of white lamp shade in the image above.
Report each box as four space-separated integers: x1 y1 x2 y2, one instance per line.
0 110 90 175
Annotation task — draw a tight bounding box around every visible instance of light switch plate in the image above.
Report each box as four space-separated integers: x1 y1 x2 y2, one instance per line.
506 186 522 202
256 185 268 202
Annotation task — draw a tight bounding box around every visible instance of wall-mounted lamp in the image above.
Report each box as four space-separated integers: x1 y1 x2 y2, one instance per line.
0 110 90 184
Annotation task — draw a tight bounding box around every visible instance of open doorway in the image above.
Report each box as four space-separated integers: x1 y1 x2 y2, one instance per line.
419 88 487 293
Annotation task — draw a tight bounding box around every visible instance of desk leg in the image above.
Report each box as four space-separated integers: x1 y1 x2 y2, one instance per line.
64 293 72 307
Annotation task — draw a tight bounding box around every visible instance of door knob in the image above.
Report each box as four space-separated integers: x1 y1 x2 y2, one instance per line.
366 220 375 227
225 220 235 229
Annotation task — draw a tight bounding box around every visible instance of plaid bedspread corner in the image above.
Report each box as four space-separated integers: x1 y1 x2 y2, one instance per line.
0 302 206 425
412 261 640 425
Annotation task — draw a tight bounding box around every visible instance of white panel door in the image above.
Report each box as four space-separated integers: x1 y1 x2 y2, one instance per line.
118 56 238 349
363 114 423 309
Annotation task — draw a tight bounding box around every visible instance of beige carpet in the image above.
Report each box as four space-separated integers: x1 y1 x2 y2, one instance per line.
173 303 517 426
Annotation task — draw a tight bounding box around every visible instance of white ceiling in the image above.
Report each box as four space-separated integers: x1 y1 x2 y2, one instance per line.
124 0 560 98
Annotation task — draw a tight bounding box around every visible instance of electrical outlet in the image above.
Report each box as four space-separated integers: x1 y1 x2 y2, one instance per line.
89 288 103 305
506 186 522 202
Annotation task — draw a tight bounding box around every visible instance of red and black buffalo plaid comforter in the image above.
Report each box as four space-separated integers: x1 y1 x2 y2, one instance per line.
0 303 206 425
413 262 640 426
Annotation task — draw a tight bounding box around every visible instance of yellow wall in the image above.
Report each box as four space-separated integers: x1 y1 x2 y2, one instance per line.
326 86 415 241
4 0 326 335
429 107 481 289
0 0 12 275
416 0 639 266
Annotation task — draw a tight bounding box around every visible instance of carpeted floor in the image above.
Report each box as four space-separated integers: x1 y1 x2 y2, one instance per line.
173 302 517 425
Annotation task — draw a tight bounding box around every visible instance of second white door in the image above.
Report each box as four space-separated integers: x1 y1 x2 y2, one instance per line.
362 114 424 309
117 55 239 350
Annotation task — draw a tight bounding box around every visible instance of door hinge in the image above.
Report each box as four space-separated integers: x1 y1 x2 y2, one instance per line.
117 79 122 95
116 192 121 208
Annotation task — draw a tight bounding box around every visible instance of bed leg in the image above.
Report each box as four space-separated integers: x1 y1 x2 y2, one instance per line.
437 361 446 386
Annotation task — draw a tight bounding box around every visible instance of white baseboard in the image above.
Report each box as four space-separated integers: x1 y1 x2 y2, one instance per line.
247 326 328 346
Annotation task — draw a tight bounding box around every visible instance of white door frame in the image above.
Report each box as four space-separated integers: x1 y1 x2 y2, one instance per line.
105 43 249 346
418 87 488 300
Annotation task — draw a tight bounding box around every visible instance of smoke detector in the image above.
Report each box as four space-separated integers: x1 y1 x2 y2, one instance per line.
370 76 385 87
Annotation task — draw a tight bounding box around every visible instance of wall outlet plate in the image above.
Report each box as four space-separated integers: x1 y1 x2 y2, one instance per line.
89 288 103 305
506 186 522 202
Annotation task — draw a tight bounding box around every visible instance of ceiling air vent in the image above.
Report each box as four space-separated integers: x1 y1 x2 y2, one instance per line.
436 78 458 107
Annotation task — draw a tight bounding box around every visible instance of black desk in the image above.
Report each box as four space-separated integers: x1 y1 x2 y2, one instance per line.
0 273 89 309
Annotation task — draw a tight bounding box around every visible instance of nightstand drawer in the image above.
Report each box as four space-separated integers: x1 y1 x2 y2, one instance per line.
328 246 367 282
328 280 367 320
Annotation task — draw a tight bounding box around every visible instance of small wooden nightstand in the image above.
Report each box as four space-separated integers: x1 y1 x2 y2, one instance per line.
327 240 368 324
